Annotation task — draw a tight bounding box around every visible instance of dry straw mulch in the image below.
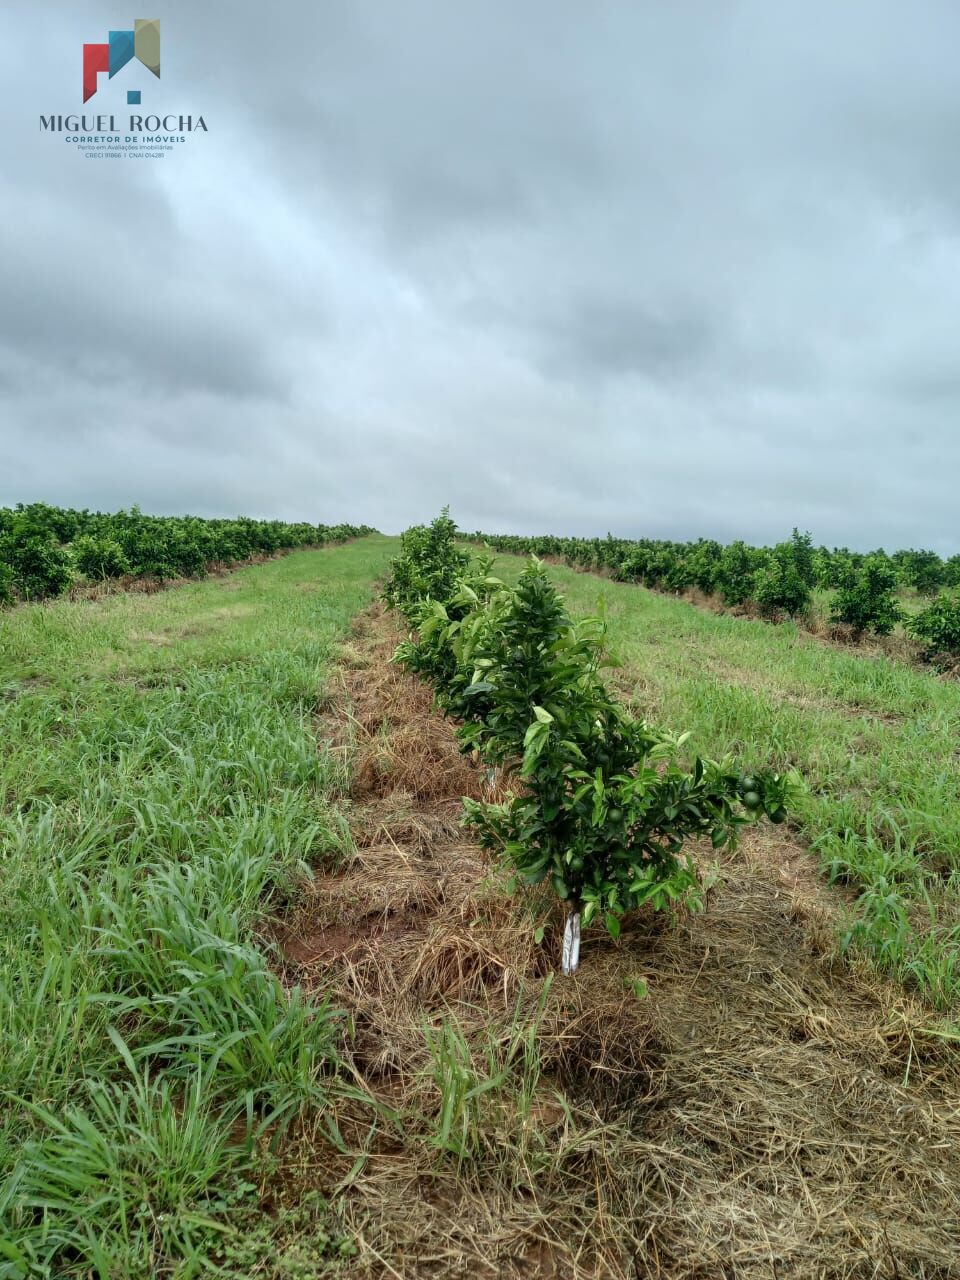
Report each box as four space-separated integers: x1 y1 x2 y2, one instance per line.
268 604 960 1279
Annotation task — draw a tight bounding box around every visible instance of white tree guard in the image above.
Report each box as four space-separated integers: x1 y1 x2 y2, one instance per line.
561 910 581 976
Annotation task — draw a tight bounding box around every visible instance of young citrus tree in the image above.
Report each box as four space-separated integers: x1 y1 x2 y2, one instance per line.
382 508 470 625
907 591 960 659
386 517 799 972
830 556 902 637
753 544 811 618
72 534 130 580
1 534 73 601
455 561 794 955
894 548 944 597
715 540 759 606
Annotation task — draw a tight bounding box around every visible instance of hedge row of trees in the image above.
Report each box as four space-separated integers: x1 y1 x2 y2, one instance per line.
470 528 960 657
0 502 375 605
384 511 797 970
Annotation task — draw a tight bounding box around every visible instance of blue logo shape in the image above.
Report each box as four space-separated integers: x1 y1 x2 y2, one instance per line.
127 89 141 104
109 30 136 77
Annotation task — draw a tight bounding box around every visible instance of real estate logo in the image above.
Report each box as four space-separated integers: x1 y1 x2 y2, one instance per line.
83 19 160 103
39 17 207 158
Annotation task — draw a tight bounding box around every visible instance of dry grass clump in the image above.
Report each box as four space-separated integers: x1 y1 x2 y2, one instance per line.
352 796 466 853
268 604 960 1279
320 604 495 808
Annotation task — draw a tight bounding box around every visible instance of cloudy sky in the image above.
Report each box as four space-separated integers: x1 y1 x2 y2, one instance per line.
5 2 960 549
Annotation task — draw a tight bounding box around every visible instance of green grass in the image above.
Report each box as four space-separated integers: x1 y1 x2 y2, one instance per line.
489 551 960 1005
0 536 397 1279
4 528 957 1274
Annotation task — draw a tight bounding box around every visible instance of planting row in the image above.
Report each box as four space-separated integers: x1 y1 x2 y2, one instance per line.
0 501 376 604
472 528 960 657
383 511 798 966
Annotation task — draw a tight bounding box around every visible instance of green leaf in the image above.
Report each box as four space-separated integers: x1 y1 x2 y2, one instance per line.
605 912 621 940
520 864 550 886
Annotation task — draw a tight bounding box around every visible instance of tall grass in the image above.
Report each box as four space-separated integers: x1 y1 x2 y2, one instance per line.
0 538 396 1277
422 978 553 1169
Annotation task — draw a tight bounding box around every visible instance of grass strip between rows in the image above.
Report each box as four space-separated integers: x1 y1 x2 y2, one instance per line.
0 537 396 1278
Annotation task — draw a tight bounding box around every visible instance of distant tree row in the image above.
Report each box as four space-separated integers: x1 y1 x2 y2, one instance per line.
0 502 376 604
470 528 960 659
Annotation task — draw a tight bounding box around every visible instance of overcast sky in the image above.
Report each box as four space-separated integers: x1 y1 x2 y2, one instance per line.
4 2 960 550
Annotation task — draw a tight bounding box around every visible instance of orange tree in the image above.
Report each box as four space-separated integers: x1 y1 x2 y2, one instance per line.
385 515 800 967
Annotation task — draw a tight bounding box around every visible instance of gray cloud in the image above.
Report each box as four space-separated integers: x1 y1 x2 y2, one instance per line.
4 0 960 551
535 296 721 383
